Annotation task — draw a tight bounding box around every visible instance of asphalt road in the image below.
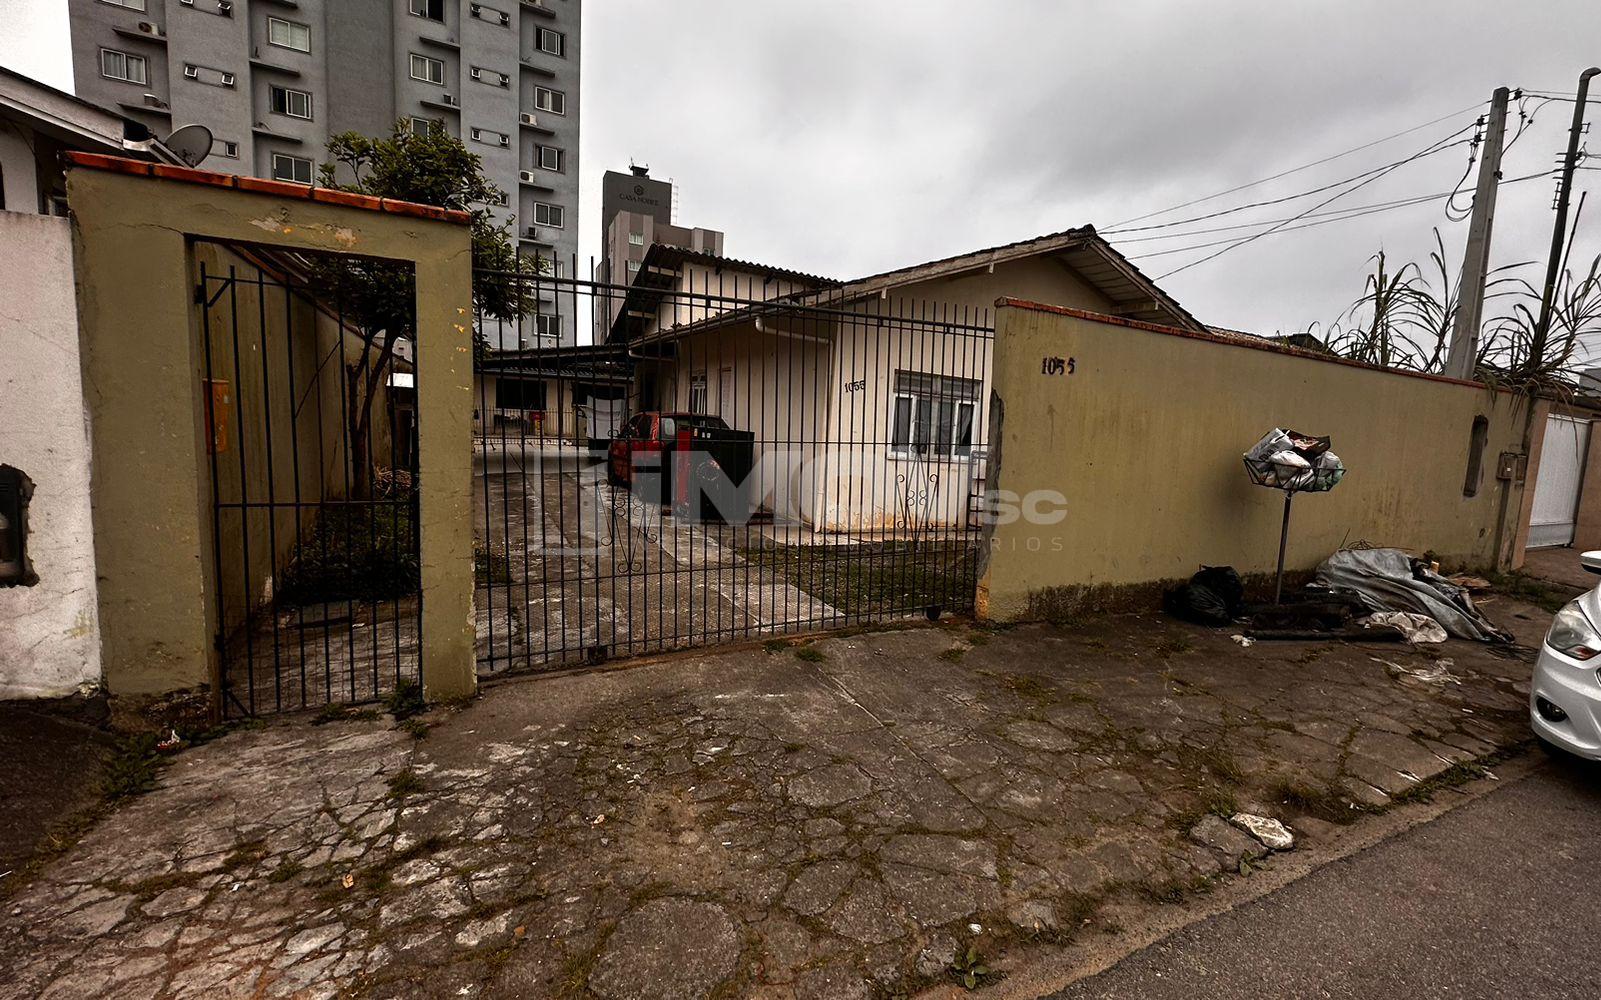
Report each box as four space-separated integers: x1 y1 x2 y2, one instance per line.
1052 753 1601 1000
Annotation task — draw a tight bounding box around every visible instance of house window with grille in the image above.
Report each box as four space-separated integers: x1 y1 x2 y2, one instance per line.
889 371 979 458
688 374 708 414
99 48 148 85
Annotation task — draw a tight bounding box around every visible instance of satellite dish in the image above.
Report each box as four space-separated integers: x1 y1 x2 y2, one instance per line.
163 124 214 167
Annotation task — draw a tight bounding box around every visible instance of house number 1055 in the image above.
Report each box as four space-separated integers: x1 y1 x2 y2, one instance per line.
1041 356 1075 375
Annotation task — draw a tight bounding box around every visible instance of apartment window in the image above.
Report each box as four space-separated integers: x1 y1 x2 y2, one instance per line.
218 140 239 157
410 53 445 85
628 231 645 247
267 17 310 51
269 85 313 119
98 0 146 9
537 28 564 56
627 260 641 274
535 314 561 340
535 144 562 171
99 48 148 85
534 86 565 115
406 116 441 136
534 202 563 228
689 374 708 415
409 0 445 22
271 153 314 184
890 371 979 458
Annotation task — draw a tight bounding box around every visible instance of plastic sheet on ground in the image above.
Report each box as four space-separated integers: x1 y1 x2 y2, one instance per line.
1358 611 1449 644
1314 548 1511 643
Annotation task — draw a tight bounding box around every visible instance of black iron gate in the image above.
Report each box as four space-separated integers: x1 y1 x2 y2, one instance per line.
472 265 993 677
198 247 421 716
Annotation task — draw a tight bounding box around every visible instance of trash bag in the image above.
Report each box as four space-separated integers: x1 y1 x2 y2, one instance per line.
1163 566 1244 626
1191 565 1244 616
1164 583 1233 626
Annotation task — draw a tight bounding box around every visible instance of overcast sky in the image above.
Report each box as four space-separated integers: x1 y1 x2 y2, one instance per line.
6 0 1597 347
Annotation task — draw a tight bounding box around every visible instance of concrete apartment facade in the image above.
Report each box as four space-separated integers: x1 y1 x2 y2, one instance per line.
597 165 724 333
66 0 580 345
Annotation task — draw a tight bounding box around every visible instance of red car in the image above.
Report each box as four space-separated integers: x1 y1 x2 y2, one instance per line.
606 411 731 489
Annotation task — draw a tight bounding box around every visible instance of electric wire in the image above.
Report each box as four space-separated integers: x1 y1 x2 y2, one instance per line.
1101 121 1481 237
1106 100 1489 228
1151 125 1481 279
1122 169 1557 261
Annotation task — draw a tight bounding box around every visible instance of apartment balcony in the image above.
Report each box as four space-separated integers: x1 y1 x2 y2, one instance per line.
112 23 168 46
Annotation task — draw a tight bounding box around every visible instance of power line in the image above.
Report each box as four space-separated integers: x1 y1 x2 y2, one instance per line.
1123 169 1556 261
1106 100 1488 229
1101 124 1477 237
1152 124 1481 280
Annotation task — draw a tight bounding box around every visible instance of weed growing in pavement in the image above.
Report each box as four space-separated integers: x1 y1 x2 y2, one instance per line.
794 646 827 663
386 768 424 800
384 679 426 720
950 943 998 991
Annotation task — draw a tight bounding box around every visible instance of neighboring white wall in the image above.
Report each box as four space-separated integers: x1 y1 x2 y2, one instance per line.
0 211 102 698
0 125 37 214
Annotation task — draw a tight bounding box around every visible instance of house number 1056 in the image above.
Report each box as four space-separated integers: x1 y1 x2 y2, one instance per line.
1041 356 1075 375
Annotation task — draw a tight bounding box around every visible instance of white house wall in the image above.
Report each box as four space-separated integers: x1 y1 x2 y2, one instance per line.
0 211 103 699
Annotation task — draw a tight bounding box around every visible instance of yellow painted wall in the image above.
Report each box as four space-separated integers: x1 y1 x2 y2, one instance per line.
980 303 1534 621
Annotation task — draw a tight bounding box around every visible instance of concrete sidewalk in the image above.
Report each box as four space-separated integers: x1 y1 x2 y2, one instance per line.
0 601 1547 1000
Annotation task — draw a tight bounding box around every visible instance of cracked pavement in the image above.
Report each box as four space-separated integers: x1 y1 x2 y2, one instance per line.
0 601 1546 999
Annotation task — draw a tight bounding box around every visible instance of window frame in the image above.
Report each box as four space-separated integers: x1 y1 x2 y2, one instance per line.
537 27 565 56
99 48 148 86
688 373 708 415
409 53 446 85
270 152 314 185
408 0 445 23
266 16 310 52
535 313 561 340
533 86 565 115
535 144 562 172
534 202 564 228
268 84 313 120
888 370 980 460
98 0 147 10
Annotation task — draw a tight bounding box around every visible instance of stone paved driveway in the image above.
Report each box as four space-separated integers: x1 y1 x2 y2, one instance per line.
0 601 1548 999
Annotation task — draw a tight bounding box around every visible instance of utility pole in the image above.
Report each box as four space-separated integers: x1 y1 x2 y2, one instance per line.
1529 67 1600 373
1445 87 1510 380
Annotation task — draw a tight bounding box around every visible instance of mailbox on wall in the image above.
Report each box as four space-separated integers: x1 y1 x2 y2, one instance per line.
203 378 232 455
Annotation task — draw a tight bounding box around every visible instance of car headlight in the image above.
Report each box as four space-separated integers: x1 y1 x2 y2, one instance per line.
1546 600 1601 661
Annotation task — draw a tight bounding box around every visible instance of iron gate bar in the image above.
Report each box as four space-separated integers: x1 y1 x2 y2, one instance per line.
200 250 423 716
472 264 992 676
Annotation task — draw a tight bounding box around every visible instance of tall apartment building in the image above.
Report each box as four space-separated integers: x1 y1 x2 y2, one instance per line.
66 0 581 346
596 165 724 334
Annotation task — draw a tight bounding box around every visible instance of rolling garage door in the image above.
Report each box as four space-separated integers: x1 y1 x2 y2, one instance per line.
1529 414 1592 548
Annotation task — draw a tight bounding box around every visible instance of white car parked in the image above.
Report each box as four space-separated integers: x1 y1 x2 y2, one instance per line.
1532 551 1601 760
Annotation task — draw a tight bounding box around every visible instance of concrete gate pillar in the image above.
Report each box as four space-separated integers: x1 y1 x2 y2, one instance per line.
66 154 477 707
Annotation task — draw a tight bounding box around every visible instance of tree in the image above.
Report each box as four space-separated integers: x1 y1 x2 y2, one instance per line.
311 123 540 489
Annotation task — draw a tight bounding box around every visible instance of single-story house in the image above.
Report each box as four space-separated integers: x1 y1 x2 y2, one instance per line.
602 228 1202 532
474 342 633 446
